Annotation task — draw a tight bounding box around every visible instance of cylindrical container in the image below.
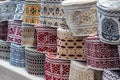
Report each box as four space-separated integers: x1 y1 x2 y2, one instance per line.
23 1 41 25
25 47 45 75
57 28 85 60
22 23 37 47
62 0 98 36
0 21 8 41
84 36 120 70
103 70 120 80
14 2 24 20
7 20 22 44
69 60 103 80
45 53 70 80
0 1 18 22
35 24 57 54
0 40 10 59
10 43 25 67
40 0 68 29
97 0 120 44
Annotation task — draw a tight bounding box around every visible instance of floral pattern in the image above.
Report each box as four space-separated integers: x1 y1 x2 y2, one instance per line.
102 18 119 41
45 54 70 80
7 20 22 44
35 25 57 54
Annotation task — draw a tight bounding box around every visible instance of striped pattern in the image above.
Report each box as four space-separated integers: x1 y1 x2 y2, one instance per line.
57 28 85 60
84 36 120 70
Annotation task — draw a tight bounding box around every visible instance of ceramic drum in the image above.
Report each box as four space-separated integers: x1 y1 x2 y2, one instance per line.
0 21 8 41
25 47 45 75
7 20 22 44
0 40 10 59
103 70 120 80
22 23 36 47
35 24 57 54
10 43 25 67
40 0 68 29
69 60 103 80
57 28 85 60
97 0 120 44
62 0 97 36
23 1 41 24
84 36 120 70
14 3 24 20
45 53 70 80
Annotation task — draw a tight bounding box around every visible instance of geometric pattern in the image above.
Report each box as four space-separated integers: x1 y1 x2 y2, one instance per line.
0 2 17 13
23 1 40 24
40 0 68 29
0 13 15 22
0 40 10 59
57 28 86 60
14 3 24 20
45 53 70 80
10 43 25 67
22 23 37 47
62 1 97 36
103 70 120 80
0 2 18 22
84 36 120 70
35 24 57 54
25 47 45 75
7 20 22 44
0 21 8 41
69 60 103 80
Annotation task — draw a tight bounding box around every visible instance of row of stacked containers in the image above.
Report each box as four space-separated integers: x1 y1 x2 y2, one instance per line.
0 0 120 80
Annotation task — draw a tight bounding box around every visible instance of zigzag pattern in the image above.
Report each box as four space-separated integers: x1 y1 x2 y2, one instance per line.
103 71 120 80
